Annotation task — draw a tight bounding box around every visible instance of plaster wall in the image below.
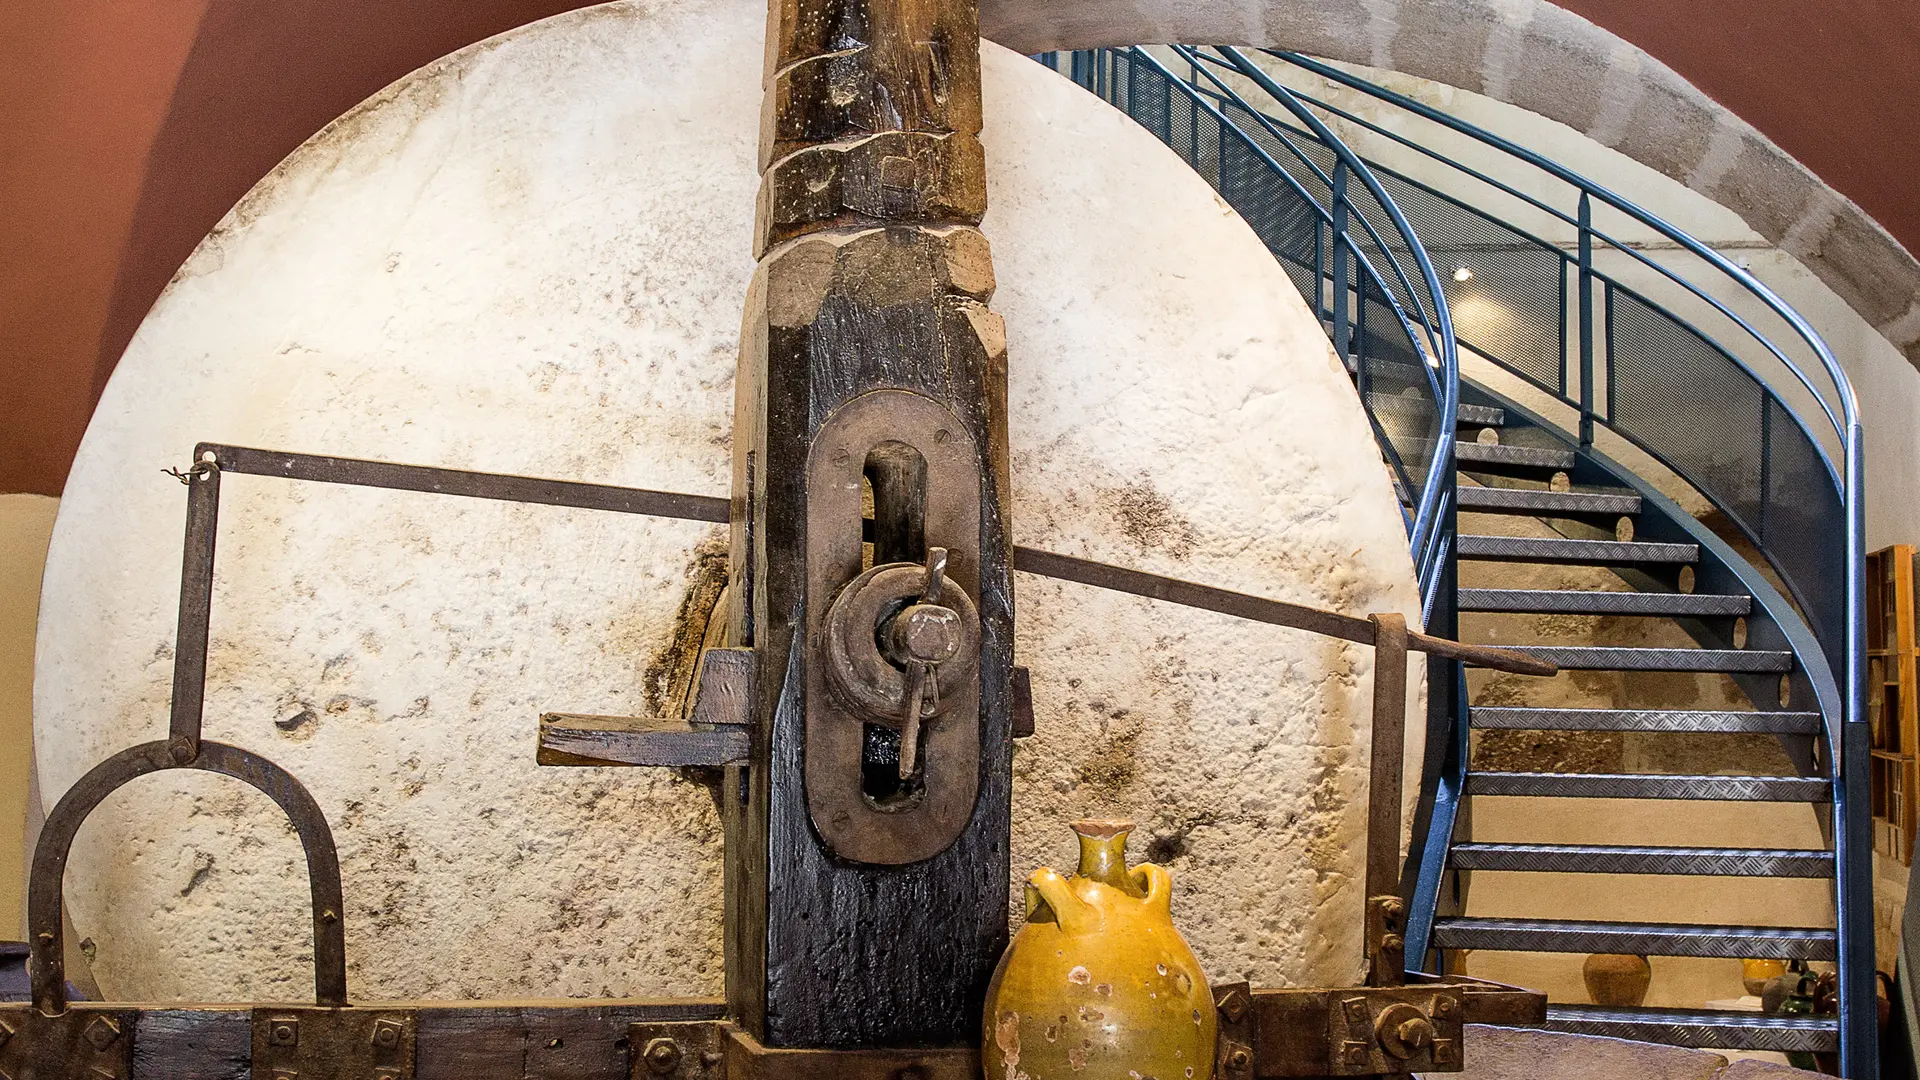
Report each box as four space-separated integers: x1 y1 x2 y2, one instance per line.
0 496 58 937
31 2 1424 1002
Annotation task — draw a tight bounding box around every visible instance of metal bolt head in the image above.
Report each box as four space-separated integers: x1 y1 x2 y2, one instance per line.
888 604 964 665
1396 1018 1433 1050
1380 934 1404 954
1219 991 1247 1023
1382 898 1405 921
270 1020 299 1047
1343 1043 1369 1065
1226 1047 1253 1071
1433 996 1455 1017
168 736 196 764
644 1037 683 1074
372 1019 403 1049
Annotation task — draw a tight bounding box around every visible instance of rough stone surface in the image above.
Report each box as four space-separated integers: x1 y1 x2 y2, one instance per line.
1713 1059 1830 1079
34 1 1421 1001
1427 1024 1729 1080
979 0 1920 369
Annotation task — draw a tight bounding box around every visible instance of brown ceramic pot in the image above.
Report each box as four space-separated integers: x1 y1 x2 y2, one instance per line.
1582 953 1652 1007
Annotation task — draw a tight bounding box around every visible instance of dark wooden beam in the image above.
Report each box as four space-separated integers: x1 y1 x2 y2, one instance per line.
726 0 1012 1049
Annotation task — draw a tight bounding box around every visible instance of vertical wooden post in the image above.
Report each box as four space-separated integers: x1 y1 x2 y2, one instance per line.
1366 613 1409 988
725 0 1013 1049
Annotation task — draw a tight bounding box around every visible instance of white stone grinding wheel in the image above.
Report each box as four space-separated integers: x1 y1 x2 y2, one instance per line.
34 0 1424 1002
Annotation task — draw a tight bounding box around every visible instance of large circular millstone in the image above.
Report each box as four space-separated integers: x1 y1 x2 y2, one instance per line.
34 1 1422 1001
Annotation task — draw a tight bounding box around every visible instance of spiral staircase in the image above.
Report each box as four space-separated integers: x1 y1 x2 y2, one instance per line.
1040 45 1874 1076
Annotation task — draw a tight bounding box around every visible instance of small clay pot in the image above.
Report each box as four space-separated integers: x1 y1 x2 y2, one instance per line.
1583 953 1652 1007
1742 958 1786 997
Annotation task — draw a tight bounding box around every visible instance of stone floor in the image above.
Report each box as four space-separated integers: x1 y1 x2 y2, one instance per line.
1424 1026 1829 1080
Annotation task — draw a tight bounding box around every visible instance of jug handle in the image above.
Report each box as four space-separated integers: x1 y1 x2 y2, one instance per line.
1130 863 1172 914
1027 868 1096 933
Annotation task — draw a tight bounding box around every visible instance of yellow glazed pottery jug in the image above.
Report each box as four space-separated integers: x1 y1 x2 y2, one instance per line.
983 820 1216 1080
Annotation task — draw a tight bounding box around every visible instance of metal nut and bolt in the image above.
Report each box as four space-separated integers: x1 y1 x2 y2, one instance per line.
644 1037 683 1074
372 1020 402 1049
1396 1017 1434 1050
1218 990 1248 1023
1226 1047 1253 1071
269 1021 299 1047
1380 934 1405 954
888 605 964 666
1433 996 1455 1017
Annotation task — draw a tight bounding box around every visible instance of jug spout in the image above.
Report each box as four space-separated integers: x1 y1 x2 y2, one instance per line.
1026 868 1096 933
1072 819 1137 891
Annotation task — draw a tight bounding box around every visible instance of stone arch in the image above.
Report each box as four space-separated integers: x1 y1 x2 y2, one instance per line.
981 0 1920 368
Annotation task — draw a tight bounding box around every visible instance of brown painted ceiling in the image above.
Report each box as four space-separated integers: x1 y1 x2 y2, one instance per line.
4 0 1918 497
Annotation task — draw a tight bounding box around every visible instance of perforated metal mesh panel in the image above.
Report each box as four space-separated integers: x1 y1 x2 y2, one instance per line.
1609 286 1768 535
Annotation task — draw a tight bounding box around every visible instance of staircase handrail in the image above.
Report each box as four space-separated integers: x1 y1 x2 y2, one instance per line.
1057 47 1463 598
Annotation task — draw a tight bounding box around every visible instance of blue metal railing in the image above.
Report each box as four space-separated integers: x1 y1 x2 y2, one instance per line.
1040 48 1462 610
1047 43 1871 1077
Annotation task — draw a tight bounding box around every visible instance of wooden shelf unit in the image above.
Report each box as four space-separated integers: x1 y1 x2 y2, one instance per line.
1869 544 1920 863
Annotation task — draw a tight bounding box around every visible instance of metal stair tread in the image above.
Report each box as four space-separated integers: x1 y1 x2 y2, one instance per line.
1450 842 1833 877
1456 485 1640 516
1458 588 1748 615
1455 442 1576 470
1430 916 1835 959
1465 771 1830 801
1365 394 1506 428
1470 706 1821 733
1468 645 1793 672
1537 1004 1838 1052
1456 534 1697 564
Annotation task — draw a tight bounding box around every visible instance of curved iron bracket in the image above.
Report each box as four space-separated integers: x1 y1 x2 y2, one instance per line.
26 740 347 1014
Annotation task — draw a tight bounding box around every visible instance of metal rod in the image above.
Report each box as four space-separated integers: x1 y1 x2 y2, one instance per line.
1333 161 1352 364
167 458 221 756
1009 547 1554 676
1577 193 1595 448
200 443 730 522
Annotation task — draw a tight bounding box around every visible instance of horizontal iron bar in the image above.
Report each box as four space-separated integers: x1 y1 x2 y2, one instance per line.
1450 842 1833 877
200 444 731 522
1458 588 1746 616
1469 706 1820 734
1537 1004 1838 1053
1465 771 1829 801
1008 547 1555 675
1431 916 1836 960
0 999 724 1080
189 447 1551 675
